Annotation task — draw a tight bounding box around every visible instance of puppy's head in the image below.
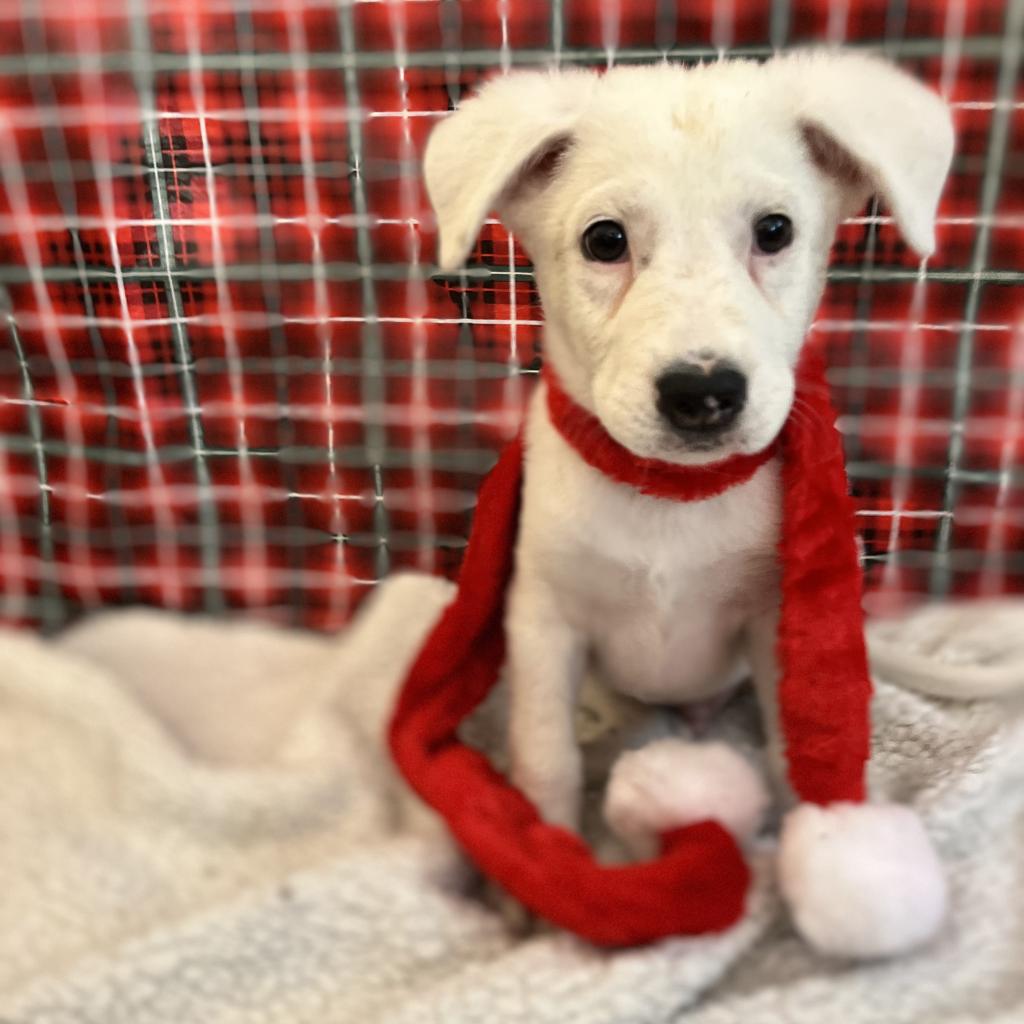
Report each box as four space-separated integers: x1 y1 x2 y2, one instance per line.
425 53 953 463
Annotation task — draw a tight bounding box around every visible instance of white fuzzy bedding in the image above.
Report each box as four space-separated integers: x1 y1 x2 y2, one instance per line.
2 574 1023 1022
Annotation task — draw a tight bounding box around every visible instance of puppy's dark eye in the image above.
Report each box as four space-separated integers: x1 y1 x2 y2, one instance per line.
753 213 793 254
581 219 628 262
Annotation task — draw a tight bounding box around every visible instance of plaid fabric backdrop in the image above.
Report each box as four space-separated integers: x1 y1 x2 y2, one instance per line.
0 0 1021 633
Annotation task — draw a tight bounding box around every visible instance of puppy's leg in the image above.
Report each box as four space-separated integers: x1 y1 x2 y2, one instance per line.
506 575 587 832
744 603 792 804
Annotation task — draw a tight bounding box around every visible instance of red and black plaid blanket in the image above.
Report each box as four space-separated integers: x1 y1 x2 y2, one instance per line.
0 0 1021 632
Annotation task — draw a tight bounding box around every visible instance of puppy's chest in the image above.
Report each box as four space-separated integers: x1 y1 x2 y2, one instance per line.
549 503 777 628
521 425 782 628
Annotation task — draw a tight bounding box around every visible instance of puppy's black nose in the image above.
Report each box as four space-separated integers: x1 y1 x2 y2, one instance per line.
655 364 747 434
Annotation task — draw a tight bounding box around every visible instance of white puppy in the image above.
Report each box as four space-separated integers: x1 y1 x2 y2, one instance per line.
424 52 953 957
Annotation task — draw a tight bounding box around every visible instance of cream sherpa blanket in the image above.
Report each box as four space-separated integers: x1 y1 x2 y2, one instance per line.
2 574 1023 1022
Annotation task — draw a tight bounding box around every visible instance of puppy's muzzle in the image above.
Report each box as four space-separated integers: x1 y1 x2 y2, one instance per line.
655 363 747 436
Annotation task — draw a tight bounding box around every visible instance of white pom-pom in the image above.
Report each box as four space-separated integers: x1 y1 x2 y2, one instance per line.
778 802 948 958
603 739 769 859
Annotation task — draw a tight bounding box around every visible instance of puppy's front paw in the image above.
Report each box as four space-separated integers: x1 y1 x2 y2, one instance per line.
603 739 769 859
778 802 948 958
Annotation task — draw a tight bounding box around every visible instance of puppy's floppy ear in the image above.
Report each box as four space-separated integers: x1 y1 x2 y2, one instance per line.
775 52 954 257
424 71 595 270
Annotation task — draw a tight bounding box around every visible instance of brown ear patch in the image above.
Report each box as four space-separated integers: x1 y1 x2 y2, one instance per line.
529 134 573 176
507 133 574 199
800 122 867 188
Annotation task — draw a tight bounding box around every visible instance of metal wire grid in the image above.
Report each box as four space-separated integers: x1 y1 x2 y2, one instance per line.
0 0 1021 633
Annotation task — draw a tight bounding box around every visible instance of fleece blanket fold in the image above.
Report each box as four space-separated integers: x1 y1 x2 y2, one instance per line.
1 580 1023 1022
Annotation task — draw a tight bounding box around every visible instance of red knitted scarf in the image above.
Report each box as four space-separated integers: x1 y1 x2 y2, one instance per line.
388 351 871 946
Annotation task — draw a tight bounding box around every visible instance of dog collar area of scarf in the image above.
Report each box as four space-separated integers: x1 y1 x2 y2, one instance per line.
388 351 872 947
543 368 779 500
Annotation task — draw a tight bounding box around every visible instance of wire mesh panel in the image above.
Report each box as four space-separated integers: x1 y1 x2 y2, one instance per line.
0 0 1021 633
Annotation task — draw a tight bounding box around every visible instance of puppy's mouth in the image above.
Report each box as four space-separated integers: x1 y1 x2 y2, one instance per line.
590 376 783 466
651 425 752 464
590 404 752 466
661 425 738 454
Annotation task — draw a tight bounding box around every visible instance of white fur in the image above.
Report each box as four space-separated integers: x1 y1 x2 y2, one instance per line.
778 802 949 958
424 51 954 953
604 739 770 859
